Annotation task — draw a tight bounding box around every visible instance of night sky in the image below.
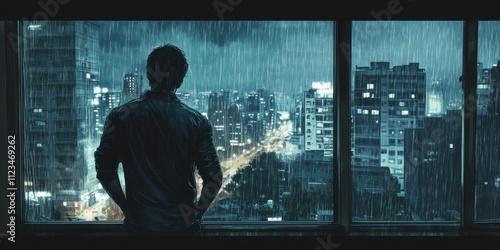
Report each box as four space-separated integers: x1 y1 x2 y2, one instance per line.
353 21 500 81
351 21 500 100
96 20 335 95
96 20 500 97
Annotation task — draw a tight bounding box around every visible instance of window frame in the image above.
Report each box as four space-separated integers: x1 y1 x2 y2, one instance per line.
1 20 500 237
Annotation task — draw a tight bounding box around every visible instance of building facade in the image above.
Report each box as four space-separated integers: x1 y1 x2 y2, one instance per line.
303 81 334 160
352 62 426 189
121 68 143 104
23 21 100 220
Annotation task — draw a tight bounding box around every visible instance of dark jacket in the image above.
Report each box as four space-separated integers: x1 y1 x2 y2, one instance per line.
94 90 223 232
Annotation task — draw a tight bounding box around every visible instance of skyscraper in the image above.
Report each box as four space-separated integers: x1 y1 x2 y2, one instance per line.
427 79 444 117
404 110 462 219
475 60 500 220
208 90 230 156
477 61 500 116
352 62 426 189
477 62 493 116
91 87 121 136
303 81 334 160
121 68 143 104
23 21 100 220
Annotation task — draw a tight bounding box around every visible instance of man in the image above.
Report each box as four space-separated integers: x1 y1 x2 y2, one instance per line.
94 43 223 236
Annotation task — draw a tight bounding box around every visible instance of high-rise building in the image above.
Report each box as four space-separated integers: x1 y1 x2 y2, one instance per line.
477 61 500 116
404 110 462 218
490 61 500 113
303 81 334 160
257 88 277 133
121 68 143 104
91 87 121 136
352 62 426 188
242 91 265 146
477 62 493 115
475 60 500 220
289 98 304 154
427 79 444 117
23 21 100 220
227 103 244 155
208 90 230 155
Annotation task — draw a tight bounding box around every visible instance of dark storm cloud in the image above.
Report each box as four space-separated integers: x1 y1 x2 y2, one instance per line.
95 20 335 93
98 21 278 49
98 21 144 49
352 21 463 81
183 21 268 47
172 21 326 48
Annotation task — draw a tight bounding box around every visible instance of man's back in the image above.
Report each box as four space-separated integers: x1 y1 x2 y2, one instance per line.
95 90 222 233
95 43 222 236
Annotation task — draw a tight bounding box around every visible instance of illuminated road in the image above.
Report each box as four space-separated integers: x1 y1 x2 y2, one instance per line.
200 121 293 203
77 121 293 219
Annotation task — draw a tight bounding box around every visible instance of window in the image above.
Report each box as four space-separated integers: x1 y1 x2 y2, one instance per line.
3 19 500 238
20 20 335 223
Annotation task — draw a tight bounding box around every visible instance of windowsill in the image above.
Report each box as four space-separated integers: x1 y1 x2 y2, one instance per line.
21 221 500 237
22 221 342 236
14 222 500 250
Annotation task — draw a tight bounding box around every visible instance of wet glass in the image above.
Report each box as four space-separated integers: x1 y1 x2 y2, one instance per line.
22 20 335 222
475 21 500 222
351 21 463 222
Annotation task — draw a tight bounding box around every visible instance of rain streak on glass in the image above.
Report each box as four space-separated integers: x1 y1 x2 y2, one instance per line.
351 21 464 222
476 21 500 222
22 20 335 222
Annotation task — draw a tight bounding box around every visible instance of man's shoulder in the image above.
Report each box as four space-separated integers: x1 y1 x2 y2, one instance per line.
108 97 145 117
179 102 209 121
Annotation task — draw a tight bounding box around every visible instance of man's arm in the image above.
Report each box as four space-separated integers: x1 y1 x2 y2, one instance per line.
194 121 223 220
98 176 127 216
94 111 127 215
196 171 222 220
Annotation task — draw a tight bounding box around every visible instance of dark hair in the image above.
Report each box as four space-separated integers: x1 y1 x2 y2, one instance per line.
146 43 189 92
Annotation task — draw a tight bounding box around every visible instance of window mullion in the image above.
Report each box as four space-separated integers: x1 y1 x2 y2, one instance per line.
335 20 352 231
461 20 478 229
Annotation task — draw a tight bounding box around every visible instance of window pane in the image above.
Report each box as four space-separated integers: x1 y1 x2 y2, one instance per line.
476 21 500 222
22 21 335 222
351 21 463 222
